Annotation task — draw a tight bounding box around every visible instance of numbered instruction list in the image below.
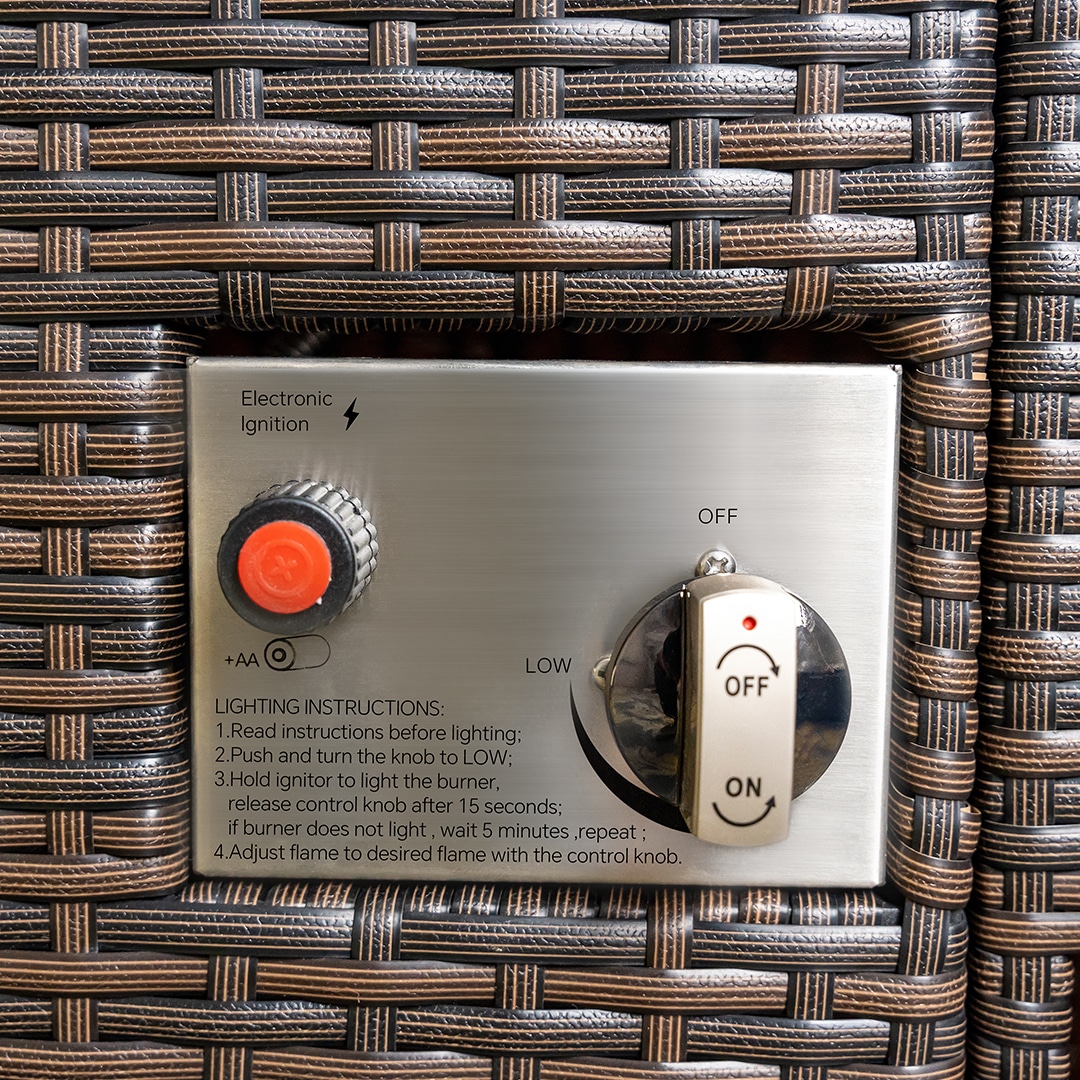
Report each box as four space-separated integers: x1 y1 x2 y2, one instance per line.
205 696 678 876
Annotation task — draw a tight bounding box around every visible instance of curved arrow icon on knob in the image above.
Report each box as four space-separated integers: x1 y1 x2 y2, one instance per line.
716 643 780 675
712 796 777 828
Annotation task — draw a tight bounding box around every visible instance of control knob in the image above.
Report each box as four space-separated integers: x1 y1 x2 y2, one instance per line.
598 558 850 846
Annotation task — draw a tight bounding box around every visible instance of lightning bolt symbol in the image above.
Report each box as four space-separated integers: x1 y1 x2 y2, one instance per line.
343 397 358 431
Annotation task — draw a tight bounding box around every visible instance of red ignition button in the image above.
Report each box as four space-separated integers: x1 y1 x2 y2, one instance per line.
236 520 332 614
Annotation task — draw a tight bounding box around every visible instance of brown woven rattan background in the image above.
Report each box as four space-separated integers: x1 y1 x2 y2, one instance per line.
969 2 1080 1078
0 3 995 1077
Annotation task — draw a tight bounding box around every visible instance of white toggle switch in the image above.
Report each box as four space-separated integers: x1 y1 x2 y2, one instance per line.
681 575 800 846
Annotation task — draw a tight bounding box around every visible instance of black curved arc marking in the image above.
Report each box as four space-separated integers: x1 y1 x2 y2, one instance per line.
569 686 689 834
717 643 779 675
712 795 777 828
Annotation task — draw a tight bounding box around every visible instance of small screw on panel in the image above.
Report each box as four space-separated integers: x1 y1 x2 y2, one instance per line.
695 549 737 577
591 655 611 689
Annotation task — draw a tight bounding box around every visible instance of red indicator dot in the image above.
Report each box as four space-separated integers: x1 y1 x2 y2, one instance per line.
742 616 757 631
237 520 332 614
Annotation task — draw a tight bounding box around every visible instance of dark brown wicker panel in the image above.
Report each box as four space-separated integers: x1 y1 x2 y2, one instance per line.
0 3 993 1078
970 2 1080 1079
0 1 996 334
3 882 972 1079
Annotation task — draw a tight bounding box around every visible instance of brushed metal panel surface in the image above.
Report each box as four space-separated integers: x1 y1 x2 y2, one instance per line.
189 359 899 885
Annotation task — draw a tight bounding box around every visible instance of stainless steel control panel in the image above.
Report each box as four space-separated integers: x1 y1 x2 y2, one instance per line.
190 359 899 885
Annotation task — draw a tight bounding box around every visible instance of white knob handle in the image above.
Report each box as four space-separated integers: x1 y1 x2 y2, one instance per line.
681 575 799 846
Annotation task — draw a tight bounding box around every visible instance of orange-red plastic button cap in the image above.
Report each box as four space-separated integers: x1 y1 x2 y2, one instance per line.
237 520 332 614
